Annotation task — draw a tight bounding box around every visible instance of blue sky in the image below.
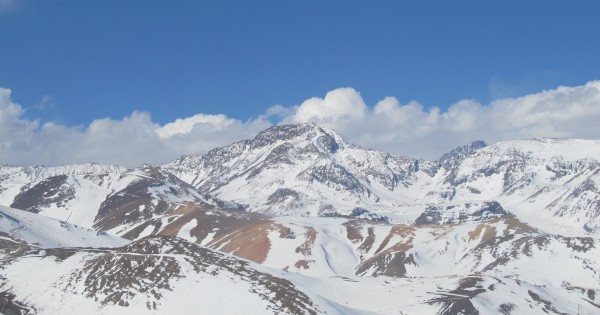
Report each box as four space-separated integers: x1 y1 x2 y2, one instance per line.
1 1 600 167
1 1 599 125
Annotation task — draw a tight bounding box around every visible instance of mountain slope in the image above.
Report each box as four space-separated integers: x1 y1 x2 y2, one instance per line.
120 203 600 314
2 123 600 314
434 138 600 235
0 208 341 315
2 205 598 315
162 123 437 221
162 124 600 235
2 123 599 236
0 205 128 248
0 165 239 237
0 234 335 314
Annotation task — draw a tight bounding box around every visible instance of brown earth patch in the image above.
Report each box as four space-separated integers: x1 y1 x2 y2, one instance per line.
158 203 215 242
294 260 312 269
343 220 364 243
153 203 282 264
355 225 417 277
374 225 415 255
503 215 538 235
210 222 290 263
357 227 376 258
121 219 163 240
214 222 272 263
468 223 497 243
388 241 414 253
295 227 316 256
429 226 450 239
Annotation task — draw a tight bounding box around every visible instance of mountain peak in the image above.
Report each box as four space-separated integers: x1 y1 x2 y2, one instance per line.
439 140 487 168
250 123 345 152
440 140 487 159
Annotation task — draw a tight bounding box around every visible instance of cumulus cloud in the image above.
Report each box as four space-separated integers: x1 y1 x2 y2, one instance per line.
1 81 600 167
289 88 368 124
272 81 600 159
156 114 237 138
0 88 270 167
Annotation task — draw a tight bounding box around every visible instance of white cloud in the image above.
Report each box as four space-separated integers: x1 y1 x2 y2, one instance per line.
270 81 600 159
0 88 270 167
1 81 600 167
286 87 368 124
156 114 234 138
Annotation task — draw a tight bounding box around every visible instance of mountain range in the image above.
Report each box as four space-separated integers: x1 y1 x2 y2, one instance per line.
1 123 599 314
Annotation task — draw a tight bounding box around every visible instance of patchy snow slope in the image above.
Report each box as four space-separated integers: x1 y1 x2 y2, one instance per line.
0 205 129 248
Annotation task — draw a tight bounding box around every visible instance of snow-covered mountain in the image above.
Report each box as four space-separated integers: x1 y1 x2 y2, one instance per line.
2 123 600 314
2 205 599 314
0 205 128 248
0 164 239 238
434 138 600 235
2 123 599 235
0 207 333 314
163 123 600 235
162 123 432 220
